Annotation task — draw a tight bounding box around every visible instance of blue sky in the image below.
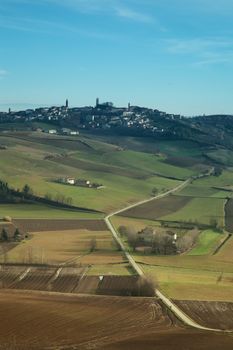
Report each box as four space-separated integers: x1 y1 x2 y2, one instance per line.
0 0 233 115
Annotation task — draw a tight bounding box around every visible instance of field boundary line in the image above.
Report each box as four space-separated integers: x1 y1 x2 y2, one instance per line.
105 175 233 333
18 267 31 281
50 267 62 283
213 233 232 255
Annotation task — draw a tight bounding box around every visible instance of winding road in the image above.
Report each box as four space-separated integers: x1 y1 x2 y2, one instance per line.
105 175 231 333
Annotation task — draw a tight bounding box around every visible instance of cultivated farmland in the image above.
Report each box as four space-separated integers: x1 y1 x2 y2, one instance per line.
0 132 187 213
161 197 225 226
0 203 103 219
14 218 108 232
225 198 233 232
216 235 233 262
0 290 232 350
0 265 135 294
120 195 191 220
4 228 121 265
0 290 176 349
174 300 233 330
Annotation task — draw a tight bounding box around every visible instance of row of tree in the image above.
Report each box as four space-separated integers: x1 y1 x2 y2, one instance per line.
118 225 200 255
0 179 75 208
0 228 22 242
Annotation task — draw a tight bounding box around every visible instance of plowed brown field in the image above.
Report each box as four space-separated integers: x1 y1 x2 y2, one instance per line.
120 195 191 220
225 199 233 232
0 290 232 350
175 300 233 330
97 275 140 296
14 219 107 232
0 266 138 295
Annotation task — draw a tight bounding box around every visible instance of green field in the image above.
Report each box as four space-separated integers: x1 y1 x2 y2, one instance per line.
205 149 233 166
134 239 233 301
85 134 204 158
177 184 228 198
87 263 133 276
141 263 233 301
0 203 103 219
195 170 233 188
188 229 225 255
0 132 191 213
161 197 226 226
1 130 233 302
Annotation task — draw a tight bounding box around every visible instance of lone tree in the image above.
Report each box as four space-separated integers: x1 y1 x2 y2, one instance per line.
118 225 127 235
151 187 158 197
209 218 218 229
14 228 21 241
136 275 157 297
127 227 139 252
1 228 8 242
89 237 97 252
22 184 33 197
0 180 10 198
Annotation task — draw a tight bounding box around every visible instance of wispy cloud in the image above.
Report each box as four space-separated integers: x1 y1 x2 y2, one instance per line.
0 14 117 40
1 0 154 24
165 38 232 54
164 37 233 66
114 6 153 23
193 52 233 66
0 69 8 79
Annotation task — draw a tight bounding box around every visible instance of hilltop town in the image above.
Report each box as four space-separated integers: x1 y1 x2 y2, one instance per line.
0 98 182 136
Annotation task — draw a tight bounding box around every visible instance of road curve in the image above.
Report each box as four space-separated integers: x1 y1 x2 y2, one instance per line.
105 177 231 333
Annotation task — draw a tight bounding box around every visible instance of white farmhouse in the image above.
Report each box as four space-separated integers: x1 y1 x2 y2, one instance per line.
66 177 75 185
48 129 57 134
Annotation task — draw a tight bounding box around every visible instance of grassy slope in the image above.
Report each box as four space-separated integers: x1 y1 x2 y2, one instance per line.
161 197 226 226
141 264 233 301
159 171 233 226
113 208 232 300
195 170 233 188
188 229 224 255
5 228 121 263
0 203 104 219
112 213 233 300
176 184 228 198
205 149 233 166
138 226 232 301
216 235 233 262
76 149 194 179
0 132 188 213
4 226 131 275
85 134 204 157
1 131 233 300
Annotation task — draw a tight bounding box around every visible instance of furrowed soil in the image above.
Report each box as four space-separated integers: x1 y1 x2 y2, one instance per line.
0 290 232 350
120 195 191 220
225 198 233 232
174 300 233 330
14 219 108 232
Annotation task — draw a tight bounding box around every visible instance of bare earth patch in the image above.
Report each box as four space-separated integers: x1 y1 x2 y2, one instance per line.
0 290 232 350
120 195 191 220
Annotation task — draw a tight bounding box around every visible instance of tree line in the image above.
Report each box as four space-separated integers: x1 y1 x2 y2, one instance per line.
0 180 73 207
118 225 201 255
0 227 22 242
